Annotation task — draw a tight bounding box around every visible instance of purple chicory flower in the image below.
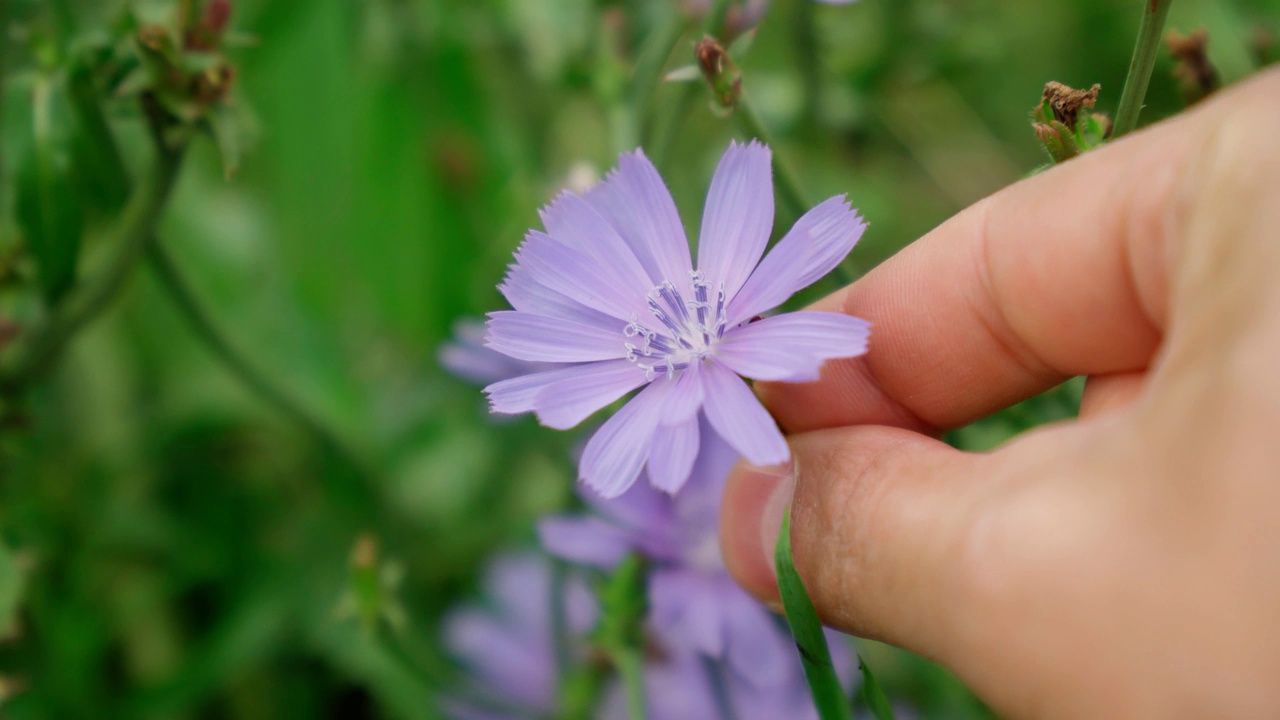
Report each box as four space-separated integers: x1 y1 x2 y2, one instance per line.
484 141 869 497
443 551 808 719
441 553 598 718
539 424 856 696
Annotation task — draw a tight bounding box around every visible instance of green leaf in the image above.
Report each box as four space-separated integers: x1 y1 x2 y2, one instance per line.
68 54 131 214
775 510 856 720
16 78 85 304
858 654 897 720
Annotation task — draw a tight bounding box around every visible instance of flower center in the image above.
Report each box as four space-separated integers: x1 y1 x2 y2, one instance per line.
623 271 727 381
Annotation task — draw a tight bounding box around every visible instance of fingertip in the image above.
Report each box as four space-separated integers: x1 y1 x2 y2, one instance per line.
719 459 793 609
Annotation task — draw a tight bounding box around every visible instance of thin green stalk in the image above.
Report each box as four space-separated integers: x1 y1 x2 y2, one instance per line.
649 0 734 162
1113 0 1175 138
145 242 373 481
630 8 686 139
0 143 185 392
612 646 647 720
775 510 857 720
794 0 822 126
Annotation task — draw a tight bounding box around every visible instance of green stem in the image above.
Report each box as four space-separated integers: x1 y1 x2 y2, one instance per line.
794 0 822 126
648 0 734 162
145 242 372 481
629 9 686 143
612 646 647 720
1113 0 1174 138
0 143 185 392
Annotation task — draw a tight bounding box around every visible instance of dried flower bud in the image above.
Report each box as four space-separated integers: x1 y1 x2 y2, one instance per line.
1041 81 1100 131
1166 29 1219 105
695 36 741 109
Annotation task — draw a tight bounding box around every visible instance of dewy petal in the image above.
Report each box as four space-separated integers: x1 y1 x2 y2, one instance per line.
512 231 644 321
539 191 654 303
714 312 870 382
727 196 866 325
532 359 647 430
648 415 700 494
696 140 774 300
701 360 789 466
579 379 672 498
538 515 636 569
585 149 693 289
486 311 625 363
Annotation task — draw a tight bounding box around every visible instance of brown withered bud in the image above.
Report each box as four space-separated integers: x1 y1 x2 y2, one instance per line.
136 24 171 52
191 63 236 105
695 35 741 108
185 0 233 50
1166 29 1219 104
1042 81 1100 131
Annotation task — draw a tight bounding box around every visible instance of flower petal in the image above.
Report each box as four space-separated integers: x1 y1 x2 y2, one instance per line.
579 379 671 498
486 310 625 363
721 582 795 688
511 230 645 321
585 148 693 288
662 362 704 426
532 359 648 429
484 364 583 415
714 312 870 382
537 515 636 569
727 196 866 324
701 360 788 466
647 415 700 494
696 140 774 300
499 254 617 327
649 568 726 658
540 191 655 302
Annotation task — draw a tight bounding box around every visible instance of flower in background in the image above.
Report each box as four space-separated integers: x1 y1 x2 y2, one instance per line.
442 551 790 719
441 553 596 719
440 319 553 387
540 422 856 712
484 141 869 497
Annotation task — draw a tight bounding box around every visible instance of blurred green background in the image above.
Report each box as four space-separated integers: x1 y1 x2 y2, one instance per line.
0 0 1276 717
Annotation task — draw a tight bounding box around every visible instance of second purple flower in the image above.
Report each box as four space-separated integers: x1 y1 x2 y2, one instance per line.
485 140 869 497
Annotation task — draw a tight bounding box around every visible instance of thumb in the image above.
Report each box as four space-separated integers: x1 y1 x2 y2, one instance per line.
719 424 1004 658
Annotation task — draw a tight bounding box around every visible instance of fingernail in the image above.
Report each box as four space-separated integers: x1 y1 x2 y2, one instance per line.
755 460 796 590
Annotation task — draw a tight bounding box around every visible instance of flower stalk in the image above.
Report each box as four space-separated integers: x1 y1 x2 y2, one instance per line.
1113 0 1175 138
0 140 186 393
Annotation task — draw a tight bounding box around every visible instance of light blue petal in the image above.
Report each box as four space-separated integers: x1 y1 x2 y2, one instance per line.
486 310 625 363
532 359 648 429
714 311 870 382
586 148 694 290
579 379 672 498
648 415 701 494
701 360 789 466
696 141 774 301
727 196 866 325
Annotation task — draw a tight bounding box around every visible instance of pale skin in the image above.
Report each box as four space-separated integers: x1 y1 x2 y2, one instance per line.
719 68 1280 718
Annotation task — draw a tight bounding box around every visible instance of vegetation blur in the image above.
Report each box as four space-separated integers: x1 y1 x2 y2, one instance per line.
0 0 1276 717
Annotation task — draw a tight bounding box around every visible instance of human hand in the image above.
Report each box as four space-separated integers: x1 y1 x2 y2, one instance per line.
720 68 1280 718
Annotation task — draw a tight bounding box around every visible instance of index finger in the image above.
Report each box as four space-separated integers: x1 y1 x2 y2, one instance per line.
758 76 1241 435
